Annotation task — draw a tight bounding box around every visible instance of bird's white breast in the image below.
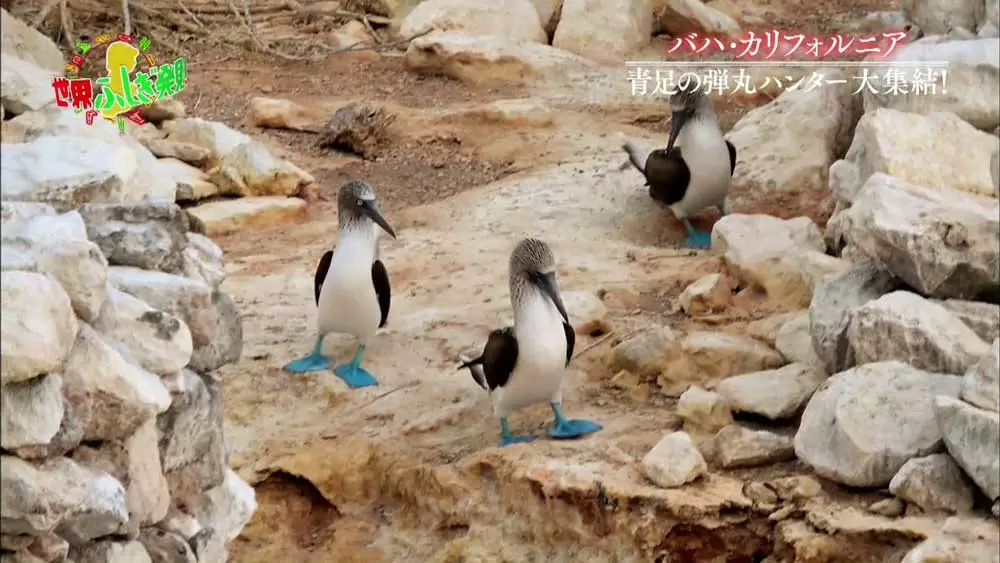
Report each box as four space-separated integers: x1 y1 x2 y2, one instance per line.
492 292 567 417
672 121 732 218
317 225 382 341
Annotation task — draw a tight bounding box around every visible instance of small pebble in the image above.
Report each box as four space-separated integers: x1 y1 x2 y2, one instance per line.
868 497 905 517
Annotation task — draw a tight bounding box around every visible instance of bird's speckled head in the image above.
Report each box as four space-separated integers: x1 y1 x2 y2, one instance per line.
509 238 556 277
336 180 396 238
338 180 376 212
669 84 709 114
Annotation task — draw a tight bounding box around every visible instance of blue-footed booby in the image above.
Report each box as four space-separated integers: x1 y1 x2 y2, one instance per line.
458 238 602 447
283 180 396 389
622 86 737 249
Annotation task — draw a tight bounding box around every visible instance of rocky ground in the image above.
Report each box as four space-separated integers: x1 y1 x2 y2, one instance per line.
2 0 999 562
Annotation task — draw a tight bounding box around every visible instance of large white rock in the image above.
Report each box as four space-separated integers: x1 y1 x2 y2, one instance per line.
0 54 55 116
774 312 824 370
725 68 859 210
935 395 1000 500
0 373 64 450
92 286 194 377
640 431 707 488
192 468 258 545
552 0 653 61
848 291 991 375
405 31 597 87
658 330 785 395
962 338 999 412
840 173 1000 300
865 39 999 130
794 361 963 487
900 0 984 34
400 0 547 44
711 214 849 308
0 271 79 386
935 298 1000 343
108 266 217 347
676 385 732 434
157 158 218 202
72 540 152 563
714 425 795 468
0 135 140 212
210 140 313 198
77 200 190 274
181 233 225 291
902 516 1000 563
657 0 741 37
62 323 172 441
186 197 308 237
716 363 828 420
2 211 110 322
161 118 251 165
0 8 66 72
888 453 976 513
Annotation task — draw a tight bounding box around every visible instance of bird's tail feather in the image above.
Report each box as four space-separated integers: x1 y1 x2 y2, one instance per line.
622 139 649 173
458 354 488 391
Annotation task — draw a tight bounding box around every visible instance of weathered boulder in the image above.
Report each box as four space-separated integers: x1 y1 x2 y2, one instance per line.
640 431 707 488
774 313 824 370
716 363 827 420
185 197 308 237
962 338 999 412
712 214 850 308
0 8 66 72
92 286 193 377
0 271 78 386
900 0 983 34
210 141 313 198
714 425 795 468
247 97 328 133
678 273 732 315
400 0 548 44
188 292 243 374
190 469 257 548
848 291 991 375
888 453 976 514
839 173 1000 300
552 0 653 61
610 326 675 374
794 361 963 487
901 516 1000 563
181 234 225 291
160 118 251 167
158 158 219 203
0 54 55 116
0 374 64 451
657 0 741 36
658 330 785 395
864 39 1000 130
71 540 152 563
108 267 217 348
138 527 197 563
147 141 212 170
676 386 732 435
0 201 56 225
935 395 1000 500
78 201 190 274
934 299 1000 343
725 68 860 210
0 455 128 543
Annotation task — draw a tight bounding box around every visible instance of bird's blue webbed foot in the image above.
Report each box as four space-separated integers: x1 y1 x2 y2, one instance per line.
283 335 331 374
333 344 378 388
547 403 602 439
498 418 536 447
682 219 713 249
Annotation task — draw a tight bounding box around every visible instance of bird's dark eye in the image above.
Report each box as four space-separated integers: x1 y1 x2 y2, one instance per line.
357 198 364 206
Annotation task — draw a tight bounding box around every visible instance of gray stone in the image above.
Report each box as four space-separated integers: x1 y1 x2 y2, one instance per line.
78 201 190 273
809 260 900 374
935 299 1000 343
676 386 732 435
138 527 197 563
889 453 976 514
188 292 243 374
181 234 225 290
848 291 991 375
716 363 828 420
0 374 64 450
610 326 675 374
714 425 795 468
962 338 999 412
640 431 707 488
190 468 257 546
0 271 79 386
93 286 193 377
71 540 152 563
0 201 56 225
0 54 54 116
108 267 217 348
0 8 66 72
794 361 963 487
774 313 824 369
935 395 1000 500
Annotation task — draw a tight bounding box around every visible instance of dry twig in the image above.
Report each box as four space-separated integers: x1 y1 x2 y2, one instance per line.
177 0 206 29
59 0 75 50
121 0 131 35
31 0 62 29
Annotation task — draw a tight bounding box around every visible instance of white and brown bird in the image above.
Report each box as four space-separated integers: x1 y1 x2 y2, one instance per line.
622 86 736 249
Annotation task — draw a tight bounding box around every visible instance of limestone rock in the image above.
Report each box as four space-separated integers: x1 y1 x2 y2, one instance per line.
138 528 196 563
657 0 741 36
0 136 140 212
191 469 258 545
809 260 900 374
900 0 982 34
774 313 824 369
0 455 128 542
889 454 976 514
725 68 860 210
78 201 190 274
146 141 212 169
247 97 327 133
25 532 69 562
935 299 1000 343
678 273 732 315
0 201 56 225
71 540 152 563
0 8 66 72
161 118 251 166
188 292 243 374
676 386 732 434
868 497 906 517
400 0 547 44
561 290 608 335
935 395 1000 500
1 271 78 386
716 363 828 420
714 425 795 468
156 159 218 203
0 54 55 116
210 141 313 198
610 326 675 374
0 374 64 451
63 323 172 441
405 31 597 87
531 0 564 37
71 419 170 526
794 361 963 487
743 312 802 347
864 39 1000 130
93 286 193 377
158 371 227 505
849 291 991 375
901 516 1000 563
552 0 653 61
181 234 225 291
640 431 707 488
659 330 785 395
140 98 186 124
108 266 217 348
712 214 850 308
185 197 308 237
962 338 999 412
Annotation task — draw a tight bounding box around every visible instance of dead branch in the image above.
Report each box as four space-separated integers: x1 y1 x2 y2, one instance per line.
59 0 75 50
176 0 206 29
361 14 381 44
31 0 62 29
121 0 131 35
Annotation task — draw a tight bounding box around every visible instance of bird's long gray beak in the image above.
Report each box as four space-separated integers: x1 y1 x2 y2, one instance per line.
361 201 396 239
535 271 569 323
666 109 692 152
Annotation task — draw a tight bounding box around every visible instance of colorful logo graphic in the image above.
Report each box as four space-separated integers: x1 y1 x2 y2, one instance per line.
52 33 188 132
